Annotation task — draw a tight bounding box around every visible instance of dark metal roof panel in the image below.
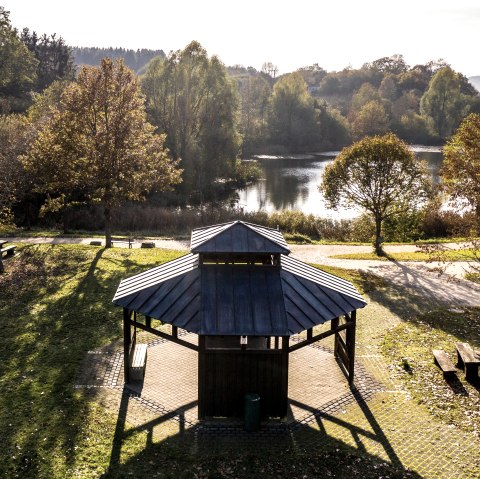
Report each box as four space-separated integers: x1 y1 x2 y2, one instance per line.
113 253 198 301
113 269 201 330
280 269 366 335
199 265 288 335
281 255 366 304
190 221 290 254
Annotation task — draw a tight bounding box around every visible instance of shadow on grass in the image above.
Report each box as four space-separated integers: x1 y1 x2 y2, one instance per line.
0 244 155 478
99 385 421 479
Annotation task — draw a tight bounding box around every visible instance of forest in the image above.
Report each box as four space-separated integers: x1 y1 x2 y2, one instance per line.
1 4 480 233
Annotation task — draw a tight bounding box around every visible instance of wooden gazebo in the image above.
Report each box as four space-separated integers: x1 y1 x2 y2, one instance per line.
113 221 366 418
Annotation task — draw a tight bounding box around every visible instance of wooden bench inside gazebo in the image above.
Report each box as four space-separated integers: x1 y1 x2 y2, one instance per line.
113 221 367 419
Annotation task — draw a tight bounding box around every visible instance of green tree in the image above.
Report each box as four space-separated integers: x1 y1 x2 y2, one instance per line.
267 72 316 150
0 7 38 111
26 58 181 246
442 113 480 225
21 29 76 91
420 67 468 139
0 114 32 225
320 133 431 255
141 41 240 200
237 74 271 156
350 100 389 139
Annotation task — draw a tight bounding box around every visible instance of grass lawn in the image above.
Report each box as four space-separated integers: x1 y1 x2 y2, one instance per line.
331 249 479 262
0 244 478 478
382 308 480 434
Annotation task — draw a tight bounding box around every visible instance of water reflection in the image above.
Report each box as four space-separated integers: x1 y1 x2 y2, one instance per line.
236 148 442 218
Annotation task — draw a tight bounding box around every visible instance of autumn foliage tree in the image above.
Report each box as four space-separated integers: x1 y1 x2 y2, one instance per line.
320 133 431 255
26 58 181 246
442 113 480 227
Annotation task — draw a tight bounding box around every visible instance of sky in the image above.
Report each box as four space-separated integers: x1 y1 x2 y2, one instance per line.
3 0 480 77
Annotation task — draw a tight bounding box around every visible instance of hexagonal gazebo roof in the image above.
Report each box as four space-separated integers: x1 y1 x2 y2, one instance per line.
113 221 366 336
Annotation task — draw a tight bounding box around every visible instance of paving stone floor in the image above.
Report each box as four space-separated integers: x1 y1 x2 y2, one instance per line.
75 328 480 478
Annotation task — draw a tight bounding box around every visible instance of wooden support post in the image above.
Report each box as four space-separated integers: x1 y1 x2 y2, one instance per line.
274 336 279 350
172 325 178 339
331 317 339 358
267 336 271 349
146 316 151 328
198 335 206 419
307 328 313 340
123 308 131 384
281 336 289 417
346 311 356 386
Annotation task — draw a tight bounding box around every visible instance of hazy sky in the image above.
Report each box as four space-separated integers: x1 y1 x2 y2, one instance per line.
3 0 480 76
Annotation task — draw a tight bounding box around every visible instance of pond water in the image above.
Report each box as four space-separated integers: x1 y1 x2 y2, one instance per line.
235 146 443 219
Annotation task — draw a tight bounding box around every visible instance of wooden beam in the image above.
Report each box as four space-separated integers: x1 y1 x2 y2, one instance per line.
347 310 356 385
289 322 351 352
281 336 289 417
198 335 206 419
123 308 131 383
127 320 198 352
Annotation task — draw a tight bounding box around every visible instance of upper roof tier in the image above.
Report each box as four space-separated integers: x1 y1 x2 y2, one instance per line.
190 221 290 255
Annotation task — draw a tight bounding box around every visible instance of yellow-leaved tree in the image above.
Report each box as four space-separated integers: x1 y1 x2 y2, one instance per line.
26 58 182 247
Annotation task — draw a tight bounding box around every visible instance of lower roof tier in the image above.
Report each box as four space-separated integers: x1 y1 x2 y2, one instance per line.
113 254 366 336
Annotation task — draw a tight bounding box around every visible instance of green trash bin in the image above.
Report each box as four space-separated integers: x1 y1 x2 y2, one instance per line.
244 393 261 431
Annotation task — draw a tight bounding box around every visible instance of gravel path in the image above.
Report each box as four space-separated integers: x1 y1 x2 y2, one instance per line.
5 236 480 307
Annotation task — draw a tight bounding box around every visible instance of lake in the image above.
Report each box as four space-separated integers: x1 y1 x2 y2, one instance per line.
236 146 443 219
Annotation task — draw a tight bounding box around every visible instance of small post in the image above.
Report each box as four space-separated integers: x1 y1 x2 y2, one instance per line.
172 325 178 339
146 316 151 328
307 328 313 340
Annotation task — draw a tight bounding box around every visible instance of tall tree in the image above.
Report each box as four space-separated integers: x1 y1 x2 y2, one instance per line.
267 72 316 150
320 133 431 254
26 58 181 246
350 100 389 140
21 29 76 91
0 7 38 111
442 113 480 225
0 114 32 225
420 67 468 139
237 74 271 156
142 41 240 199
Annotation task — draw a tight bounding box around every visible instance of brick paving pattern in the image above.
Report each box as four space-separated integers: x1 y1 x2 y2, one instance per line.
75 322 480 477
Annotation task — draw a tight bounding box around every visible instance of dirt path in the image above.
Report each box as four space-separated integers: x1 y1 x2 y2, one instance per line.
6 236 480 307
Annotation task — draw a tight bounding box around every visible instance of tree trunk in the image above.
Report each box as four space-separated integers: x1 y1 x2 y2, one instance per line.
105 204 112 248
374 216 383 256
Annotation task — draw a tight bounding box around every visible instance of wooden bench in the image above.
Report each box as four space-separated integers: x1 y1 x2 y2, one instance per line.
129 343 148 381
432 350 457 376
456 342 480 382
0 245 16 258
111 237 135 248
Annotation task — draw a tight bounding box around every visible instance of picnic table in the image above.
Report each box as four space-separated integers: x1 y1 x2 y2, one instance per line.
456 342 480 382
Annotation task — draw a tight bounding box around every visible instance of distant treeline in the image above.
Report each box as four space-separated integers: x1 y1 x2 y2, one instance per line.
71 47 165 72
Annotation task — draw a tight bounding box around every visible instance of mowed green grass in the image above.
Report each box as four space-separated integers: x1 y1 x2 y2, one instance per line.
0 244 184 478
331 249 479 262
0 244 424 478
382 308 480 435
